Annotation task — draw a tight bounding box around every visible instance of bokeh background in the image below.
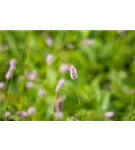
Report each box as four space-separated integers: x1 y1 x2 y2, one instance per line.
0 30 135 121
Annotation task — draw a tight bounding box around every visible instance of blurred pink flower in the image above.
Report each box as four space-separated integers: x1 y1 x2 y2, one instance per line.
0 82 5 90
55 79 65 92
38 89 46 97
70 65 78 80
104 111 114 119
81 39 95 46
9 59 16 71
16 111 28 119
58 95 66 101
118 30 126 35
5 58 16 80
55 111 64 120
27 107 36 116
46 54 53 65
46 37 53 47
5 111 11 119
5 70 13 80
66 43 74 49
26 70 37 81
55 95 65 112
59 64 70 73
26 82 34 89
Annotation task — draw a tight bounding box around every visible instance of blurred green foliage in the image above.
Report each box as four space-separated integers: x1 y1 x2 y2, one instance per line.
0 30 135 121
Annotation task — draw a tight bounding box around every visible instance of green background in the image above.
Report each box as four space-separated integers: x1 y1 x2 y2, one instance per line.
0 30 135 121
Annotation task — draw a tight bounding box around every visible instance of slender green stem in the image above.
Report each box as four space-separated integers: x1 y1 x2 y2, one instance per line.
8 78 13 92
52 92 58 117
131 89 134 107
53 92 58 105
75 88 83 121
4 79 11 99
125 89 135 121
130 89 134 120
24 31 32 75
2 88 7 100
75 89 80 104
52 92 59 121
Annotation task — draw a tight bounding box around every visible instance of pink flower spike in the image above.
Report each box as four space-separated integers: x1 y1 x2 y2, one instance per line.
55 111 64 120
55 102 62 112
81 39 95 46
26 82 34 89
59 64 70 73
0 82 5 90
16 111 28 119
70 65 78 80
46 37 53 47
9 59 16 71
55 79 65 92
26 70 37 81
55 96 65 112
66 43 74 49
5 111 11 119
46 54 53 65
27 107 36 116
38 89 46 97
104 111 114 119
5 70 12 80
